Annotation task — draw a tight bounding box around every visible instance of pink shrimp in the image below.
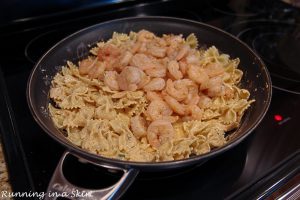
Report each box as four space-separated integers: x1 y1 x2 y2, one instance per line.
117 66 144 91
79 58 96 75
104 71 120 91
147 119 175 148
167 60 183 80
97 44 120 62
137 74 151 89
79 58 105 79
147 44 167 58
130 115 147 139
137 30 155 42
143 78 166 91
205 62 225 77
205 76 225 97
163 93 186 115
186 105 203 120
130 53 156 70
165 79 188 101
176 44 190 60
186 52 200 65
145 64 167 78
145 100 172 120
119 51 133 67
179 59 188 76
165 35 184 59
146 91 164 102
182 80 200 105
187 64 209 86
198 93 212 108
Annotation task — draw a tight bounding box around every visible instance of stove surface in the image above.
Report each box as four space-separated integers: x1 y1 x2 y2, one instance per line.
0 0 300 199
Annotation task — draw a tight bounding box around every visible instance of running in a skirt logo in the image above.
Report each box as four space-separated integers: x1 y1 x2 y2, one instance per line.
1 183 93 199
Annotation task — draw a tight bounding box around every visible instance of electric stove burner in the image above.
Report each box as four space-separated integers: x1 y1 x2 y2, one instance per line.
227 20 300 94
207 0 267 17
281 0 300 8
252 32 300 82
25 30 71 63
23 7 201 64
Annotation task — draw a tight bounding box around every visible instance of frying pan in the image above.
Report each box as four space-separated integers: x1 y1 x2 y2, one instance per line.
26 16 272 200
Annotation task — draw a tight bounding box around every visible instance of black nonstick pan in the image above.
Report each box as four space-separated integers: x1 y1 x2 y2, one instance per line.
27 16 272 200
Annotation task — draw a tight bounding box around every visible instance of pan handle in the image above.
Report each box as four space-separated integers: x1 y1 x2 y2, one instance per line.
45 151 139 200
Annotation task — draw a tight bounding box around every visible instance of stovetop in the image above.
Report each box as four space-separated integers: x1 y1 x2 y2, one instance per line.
0 0 300 199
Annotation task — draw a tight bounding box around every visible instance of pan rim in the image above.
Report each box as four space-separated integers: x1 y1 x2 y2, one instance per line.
26 16 272 168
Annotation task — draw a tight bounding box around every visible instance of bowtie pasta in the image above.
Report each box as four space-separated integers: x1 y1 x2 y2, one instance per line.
49 30 254 162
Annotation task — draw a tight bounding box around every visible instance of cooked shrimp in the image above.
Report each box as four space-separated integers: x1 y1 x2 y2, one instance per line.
117 66 144 91
147 44 166 58
166 47 177 59
163 94 186 115
176 78 195 87
103 59 116 71
169 78 199 105
207 84 225 97
186 53 200 65
145 64 167 78
104 71 120 91
205 62 224 77
119 51 133 67
187 64 209 86
165 79 188 101
130 115 147 139
79 58 97 75
186 105 203 120
79 58 106 79
145 100 172 121
155 37 167 47
138 42 147 53
159 57 170 68
176 44 190 60
143 78 165 91
198 94 212 108
146 91 164 101
97 44 120 62
165 35 184 59
137 74 151 89
205 76 225 97
137 30 155 42
88 62 106 79
183 80 200 105
179 60 188 75
167 60 183 80
185 93 200 105
131 41 141 54
147 119 175 148
165 34 184 47
130 53 156 70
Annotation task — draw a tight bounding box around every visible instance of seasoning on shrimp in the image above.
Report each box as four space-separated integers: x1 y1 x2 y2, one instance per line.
49 30 255 162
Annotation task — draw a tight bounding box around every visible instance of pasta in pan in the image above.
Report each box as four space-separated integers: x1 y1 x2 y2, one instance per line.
49 30 254 162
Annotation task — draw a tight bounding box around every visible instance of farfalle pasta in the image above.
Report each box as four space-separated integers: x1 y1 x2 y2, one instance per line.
49 30 254 162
